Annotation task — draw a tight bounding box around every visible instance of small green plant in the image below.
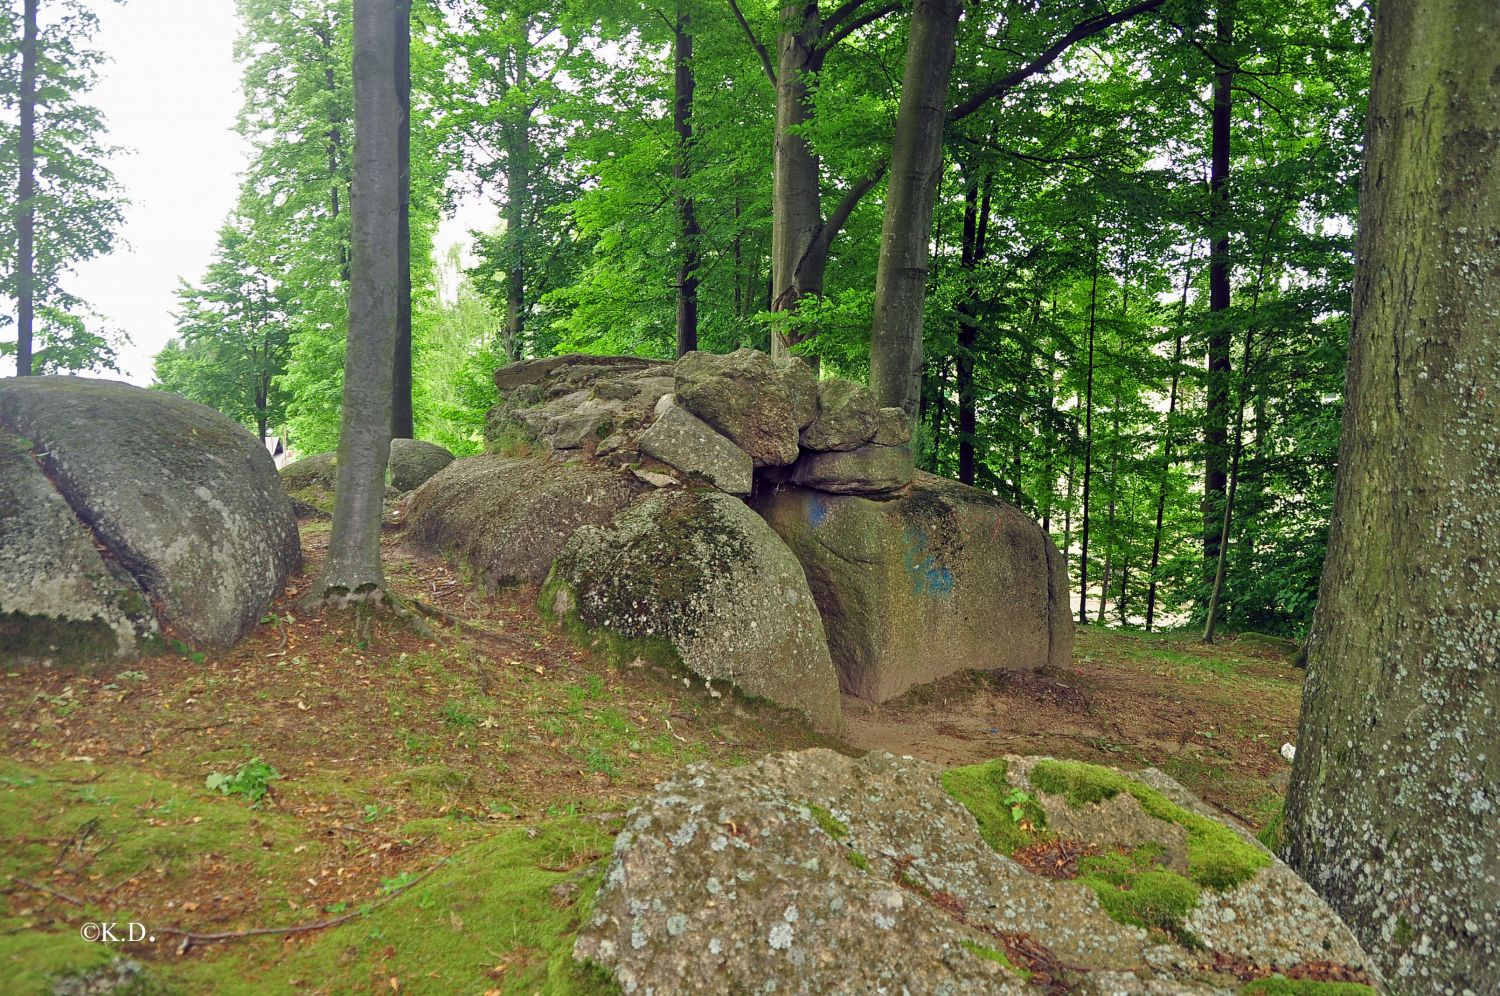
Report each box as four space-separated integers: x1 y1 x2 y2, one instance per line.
205 758 281 806
380 871 419 894
1003 787 1038 824
166 638 207 664
114 670 148 683
440 701 477 727
362 803 392 824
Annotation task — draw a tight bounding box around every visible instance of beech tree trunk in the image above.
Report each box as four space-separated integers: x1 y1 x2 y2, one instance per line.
1282 4 1500 990
1202 1 1234 578
320 0 401 597
15 0 37 376
769 4 823 356
391 0 414 438
869 0 962 417
674 11 700 357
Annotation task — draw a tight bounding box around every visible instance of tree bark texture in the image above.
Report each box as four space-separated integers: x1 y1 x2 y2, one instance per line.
869 0 962 417
956 166 992 485
15 0 37 376
1283 4 1500 990
1076 244 1100 625
392 0 414 439
674 11 700 357
1202 1 1234 577
769 3 823 357
321 0 402 596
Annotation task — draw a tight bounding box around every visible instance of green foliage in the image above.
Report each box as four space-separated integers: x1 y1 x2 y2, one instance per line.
941 759 1048 856
803 802 850 841
1029 760 1270 890
0 0 126 374
204 758 282 807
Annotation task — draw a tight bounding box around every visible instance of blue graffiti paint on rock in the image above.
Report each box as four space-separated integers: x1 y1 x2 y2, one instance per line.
902 527 955 595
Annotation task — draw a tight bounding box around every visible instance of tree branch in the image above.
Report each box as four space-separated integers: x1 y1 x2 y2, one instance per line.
949 0 1167 121
727 0 777 86
819 0 903 52
799 159 889 280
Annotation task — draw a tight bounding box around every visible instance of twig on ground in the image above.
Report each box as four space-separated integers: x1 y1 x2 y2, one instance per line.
157 857 448 954
9 876 83 907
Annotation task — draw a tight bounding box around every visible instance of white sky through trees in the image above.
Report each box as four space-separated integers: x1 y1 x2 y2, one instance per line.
58 1 491 386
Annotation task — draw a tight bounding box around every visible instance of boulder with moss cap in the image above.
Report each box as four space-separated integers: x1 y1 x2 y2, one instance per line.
578 749 1377 995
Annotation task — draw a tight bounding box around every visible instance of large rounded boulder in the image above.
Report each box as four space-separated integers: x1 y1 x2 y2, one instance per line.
578 750 1376 994
404 455 645 588
0 376 301 657
387 438 454 492
752 472 1073 702
541 489 843 733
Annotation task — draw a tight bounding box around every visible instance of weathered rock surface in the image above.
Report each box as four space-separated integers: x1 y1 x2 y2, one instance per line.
674 348 810 467
637 402 753 496
799 377 878 452
405 455 644 588
787 441 915 495
486 355 673 460
872 405 914 446
0 429 159 664
753 472 1072 701
0 376 300 652
577 750 1376 995
387 438 454 492
279 451 338 492
542 489 843 733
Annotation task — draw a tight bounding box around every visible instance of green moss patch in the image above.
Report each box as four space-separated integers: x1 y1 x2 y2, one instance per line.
1077 848 1200 936
160 818 616 995
845 850 870 871
959 940 1031 979
1239 977 1376 995
803 802 849 840
941 759 1048 856
0 929 119 996
1029 759 1270 890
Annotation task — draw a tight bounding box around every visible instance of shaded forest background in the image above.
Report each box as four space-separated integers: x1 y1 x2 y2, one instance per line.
6 0 1372 638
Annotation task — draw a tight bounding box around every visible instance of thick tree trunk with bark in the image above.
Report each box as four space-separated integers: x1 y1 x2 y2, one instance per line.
1202 1 1234 578
320 0 402 597
15 0 37 376
769 4 823 356
391 0 414 439
869 0 961 417
1282 4 1500 990
674 12 700 357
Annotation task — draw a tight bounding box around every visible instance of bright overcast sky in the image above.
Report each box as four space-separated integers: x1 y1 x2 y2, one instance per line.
49 1 488 386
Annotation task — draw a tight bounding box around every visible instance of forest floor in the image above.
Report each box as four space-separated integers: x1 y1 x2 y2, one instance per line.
1 517 1305 995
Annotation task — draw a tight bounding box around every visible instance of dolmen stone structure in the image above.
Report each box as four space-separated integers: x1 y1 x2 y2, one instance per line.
0 377 301 665
407 350 1074 731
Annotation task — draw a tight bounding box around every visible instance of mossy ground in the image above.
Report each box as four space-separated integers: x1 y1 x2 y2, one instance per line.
0 522 826 994
3 520 1311 993
1238 977 1376 995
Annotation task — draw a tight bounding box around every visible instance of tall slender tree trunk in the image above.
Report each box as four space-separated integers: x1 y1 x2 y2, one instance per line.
1146 258 1194 632
869 0 962 418
1203 1 1235 579
1202 327 1253 643
318 25 350 284
957 166 993 485
674 11 700 357
391 0 414 438
1283 5 1499 988
1098 411 1120 625
769 4 823 357
15 0 38 376
1061 442 1077 569
504 120 528 362
320 0 402 597
1077 240 1100 626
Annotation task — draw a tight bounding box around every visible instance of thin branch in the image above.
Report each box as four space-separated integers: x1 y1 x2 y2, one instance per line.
9 876 83 907
950 0 1167 121
818 0 903 52
794 159 889 289
158 858 448 954
727 0 777 86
